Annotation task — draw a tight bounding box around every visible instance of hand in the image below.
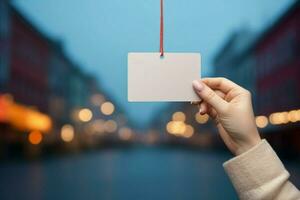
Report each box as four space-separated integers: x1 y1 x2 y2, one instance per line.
192 78 261 156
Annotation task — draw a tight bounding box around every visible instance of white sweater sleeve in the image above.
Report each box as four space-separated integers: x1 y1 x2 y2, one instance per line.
223 139 300 200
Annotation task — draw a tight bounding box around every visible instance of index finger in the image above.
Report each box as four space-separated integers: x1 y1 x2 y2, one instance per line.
201 77 244 94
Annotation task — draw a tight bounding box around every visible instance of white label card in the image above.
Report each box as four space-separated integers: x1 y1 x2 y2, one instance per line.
128 52 201 102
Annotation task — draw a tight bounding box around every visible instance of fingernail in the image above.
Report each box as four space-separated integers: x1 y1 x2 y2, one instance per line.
193 80 204 92
199 108 202 114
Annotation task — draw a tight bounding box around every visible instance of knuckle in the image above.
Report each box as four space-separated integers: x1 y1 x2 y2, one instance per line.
221 77 229 82
216 78 223 88
244 89 251 96
243 89 252 99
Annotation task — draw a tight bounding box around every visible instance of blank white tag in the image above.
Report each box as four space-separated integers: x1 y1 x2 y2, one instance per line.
128 52 201 102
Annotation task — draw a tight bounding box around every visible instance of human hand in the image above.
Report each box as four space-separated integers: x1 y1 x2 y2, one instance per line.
192 78 261 156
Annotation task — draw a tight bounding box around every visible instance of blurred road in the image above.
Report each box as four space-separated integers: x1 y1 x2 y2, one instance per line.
0 147 299 200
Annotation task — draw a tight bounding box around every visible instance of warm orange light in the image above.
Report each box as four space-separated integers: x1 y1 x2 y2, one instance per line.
78 108 93 122
91 119 105 134
183 125 194 138
281 112 289 124
288 110 298 123
26 111 52 133
28 131 42 145
268 109 300 125
269 112 288 125
195 113 209 124
0 94 13 122
297 110 300 121
166 121 186 135
118 127 132 140
269 113 279 125
104 120 117 133
166 121 173 134
4 99 52 132
61 124 75 142
0 94 52 132
255 116 268 128
172 112 186 122
100 102 115 116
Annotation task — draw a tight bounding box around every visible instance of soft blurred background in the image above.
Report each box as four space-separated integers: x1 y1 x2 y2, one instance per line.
0 0 299 199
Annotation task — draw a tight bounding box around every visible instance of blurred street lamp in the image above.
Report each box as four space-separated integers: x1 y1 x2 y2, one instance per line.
166 121 186 135
172 112 186 122
0 95 52 132
269 112 288 125
281 112 289 124
101 102 115 116
255 116 268 128
297 110 300 121
183 125 194 138
61 124 75 142
269 113 280 125
288 110 298 123
104 120 117 133
267 109 300 125
26 112 52 133
118 127 132 140
91 119 105 134
78 108 93 122
195 113 209 124
28 130 42 145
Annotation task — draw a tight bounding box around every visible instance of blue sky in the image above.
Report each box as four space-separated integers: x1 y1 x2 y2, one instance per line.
13 0 293 127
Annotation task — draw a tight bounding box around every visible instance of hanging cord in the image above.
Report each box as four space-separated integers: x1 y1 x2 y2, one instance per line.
159 0 164 57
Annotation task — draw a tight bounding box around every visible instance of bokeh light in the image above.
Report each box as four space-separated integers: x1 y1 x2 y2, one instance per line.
287 110 298 122
195 113 209 124
28 131 42 145
61 124 75 142
183 125 194 138
269 112 288 125
166 121 186 135
172 112 186 122
26 112 52 133
118 127 132 140
101 102 115 116
104 120 117 133
255 116 268 128
78 108 93 122
91 119 105 134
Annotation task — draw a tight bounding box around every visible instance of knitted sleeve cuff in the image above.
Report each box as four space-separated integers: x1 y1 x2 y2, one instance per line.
223 139 289 198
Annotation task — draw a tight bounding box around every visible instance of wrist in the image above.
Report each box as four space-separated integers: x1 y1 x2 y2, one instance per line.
235 131 261 156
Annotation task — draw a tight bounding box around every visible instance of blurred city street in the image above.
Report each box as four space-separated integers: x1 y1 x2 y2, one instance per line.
0 148 237 200
0 146 300 200
0 0 300 199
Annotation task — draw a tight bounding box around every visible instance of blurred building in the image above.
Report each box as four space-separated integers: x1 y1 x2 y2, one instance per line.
215 0 300 114
255 1 300 115
48 42 74 137
0 2 130 156
255 1 300 156
214 28 257 104
9 6 51 112
0 0 10 92
213 0 300 155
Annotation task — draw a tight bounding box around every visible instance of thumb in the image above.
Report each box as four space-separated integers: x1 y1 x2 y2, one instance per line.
193 80 228 113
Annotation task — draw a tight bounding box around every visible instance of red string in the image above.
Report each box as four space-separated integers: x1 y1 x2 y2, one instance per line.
160 0 164 57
